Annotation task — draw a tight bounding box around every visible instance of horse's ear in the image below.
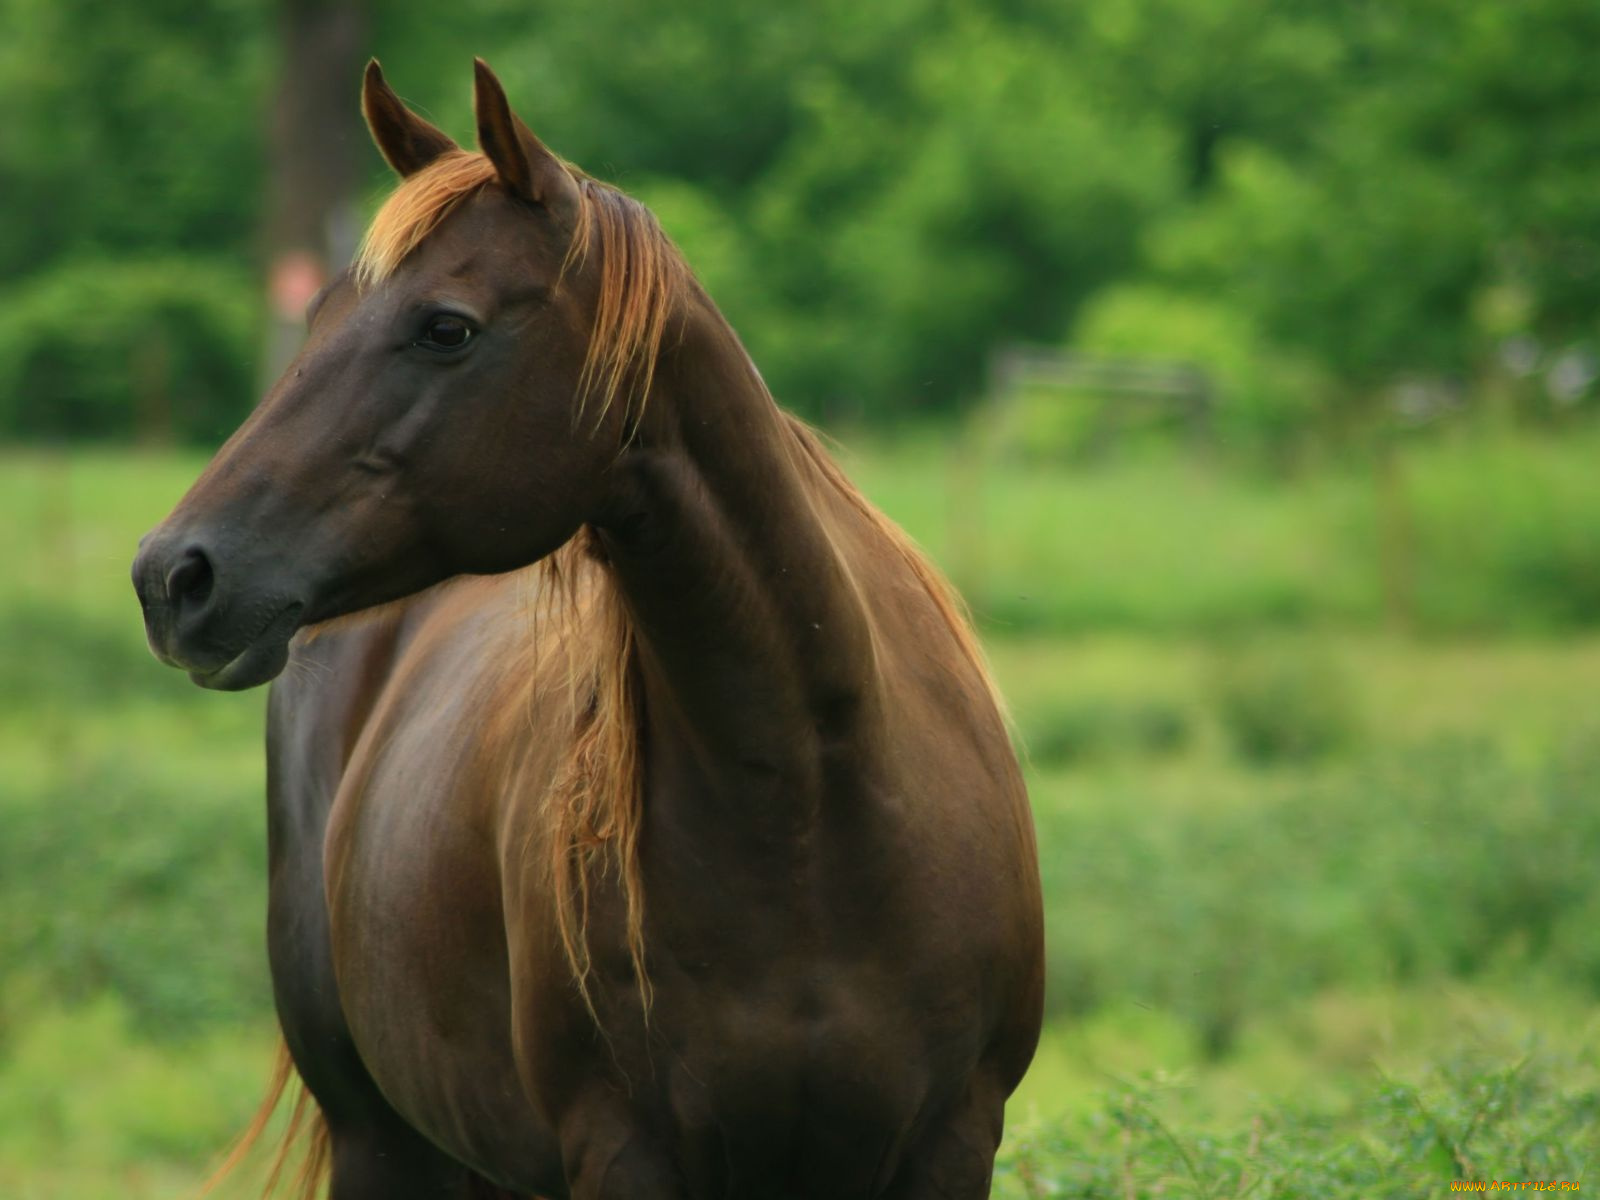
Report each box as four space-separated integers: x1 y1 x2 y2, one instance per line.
362 59 458 177
472 58 579 219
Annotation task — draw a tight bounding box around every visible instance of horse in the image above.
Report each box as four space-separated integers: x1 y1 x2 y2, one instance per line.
131 58 1043 1200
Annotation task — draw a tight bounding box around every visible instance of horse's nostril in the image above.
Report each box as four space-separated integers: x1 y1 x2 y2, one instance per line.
165 547 215 610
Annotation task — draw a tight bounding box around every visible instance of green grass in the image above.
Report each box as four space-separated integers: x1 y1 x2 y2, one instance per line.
3 440 1599 1195
0 1000 277 1199
842 425 1600 635
999 1039 1598 1197
1 450 268 1039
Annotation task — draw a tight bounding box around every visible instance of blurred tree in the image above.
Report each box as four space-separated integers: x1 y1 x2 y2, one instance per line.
2 0 1599 439
1402 0 1600 349
1062 0 1348 192
1130 0 1600 420
0 0 265 278
262 0 367 382
0 0 266 440
745 10 1178 419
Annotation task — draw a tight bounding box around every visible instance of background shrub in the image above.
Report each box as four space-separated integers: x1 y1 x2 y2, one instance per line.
0 258 259 443
1209 639 1359 763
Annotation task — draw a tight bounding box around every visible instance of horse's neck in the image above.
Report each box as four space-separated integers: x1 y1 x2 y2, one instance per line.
594 293 879 814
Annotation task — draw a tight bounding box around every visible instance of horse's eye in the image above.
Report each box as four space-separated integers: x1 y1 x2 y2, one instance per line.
419 316 475 352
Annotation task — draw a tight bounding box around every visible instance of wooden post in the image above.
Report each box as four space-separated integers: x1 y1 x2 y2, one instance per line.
1374 432 1416 633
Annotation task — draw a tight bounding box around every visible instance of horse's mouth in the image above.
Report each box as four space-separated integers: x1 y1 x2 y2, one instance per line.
186 602 304 692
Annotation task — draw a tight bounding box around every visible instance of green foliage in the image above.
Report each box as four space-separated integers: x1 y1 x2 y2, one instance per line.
1068 286 1330 453
849 427 1600 635
998 1050 1599 1198
0 450 268 1036
1149 140 1490 390
0 711 268 1033
1406 435 1600 631
0 999 277 1199
1021 697 1190 767
9 0 1598 435
1209 639 1357 763
0 258 260 441
0 997 267 1165
1033 736 1600 1051
849 438 1378 634
0 0 266 281
1116 0 1600 410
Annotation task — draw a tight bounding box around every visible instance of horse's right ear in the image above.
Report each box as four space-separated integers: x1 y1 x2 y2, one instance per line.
472 58 579 220
362 59 458 177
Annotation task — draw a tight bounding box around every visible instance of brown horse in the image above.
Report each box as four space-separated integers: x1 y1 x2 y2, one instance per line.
132 59 1042 1200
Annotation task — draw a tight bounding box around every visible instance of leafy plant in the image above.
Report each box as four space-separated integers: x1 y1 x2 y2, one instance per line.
1209 639 1358 764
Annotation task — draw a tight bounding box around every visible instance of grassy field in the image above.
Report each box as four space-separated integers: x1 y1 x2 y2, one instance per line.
2 437 1598 1196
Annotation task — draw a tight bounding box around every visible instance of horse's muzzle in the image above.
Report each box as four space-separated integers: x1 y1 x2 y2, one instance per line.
132 532 303 690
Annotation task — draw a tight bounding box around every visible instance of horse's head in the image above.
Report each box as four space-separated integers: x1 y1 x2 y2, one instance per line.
133 60 666 689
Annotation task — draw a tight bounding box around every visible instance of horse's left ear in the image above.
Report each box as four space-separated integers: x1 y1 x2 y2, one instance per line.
473 58 579 220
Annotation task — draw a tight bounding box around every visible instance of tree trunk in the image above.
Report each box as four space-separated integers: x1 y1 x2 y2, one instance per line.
262 0 367 388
